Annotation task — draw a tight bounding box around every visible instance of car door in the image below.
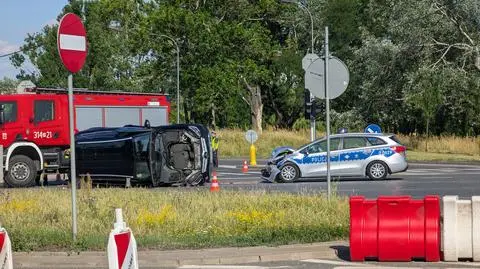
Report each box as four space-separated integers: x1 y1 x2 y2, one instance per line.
334 136 369 176
150 134 163 186
132 133 153 184
298 138 340 177
316 138 341 176
0 101 24 147
29 98 66 146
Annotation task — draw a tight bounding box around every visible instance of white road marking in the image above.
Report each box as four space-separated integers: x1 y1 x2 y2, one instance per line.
332 267 423 269
438 261 480 267
219 180 261 184
435 168 459 172
219 165 237 169
405 168 480 173
218 165 480 181
415 177 454 180
178 265 289 269
410 163 480 168
402 172 480 176
301 259 372 267
218 177 261 180
219 172 260 175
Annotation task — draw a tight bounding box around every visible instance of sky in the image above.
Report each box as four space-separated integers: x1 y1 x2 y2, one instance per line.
0 0 69 79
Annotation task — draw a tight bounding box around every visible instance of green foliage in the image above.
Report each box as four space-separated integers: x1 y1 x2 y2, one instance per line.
293 118 310 130
329 109 366 133
0 77 18 94
10 0 480 136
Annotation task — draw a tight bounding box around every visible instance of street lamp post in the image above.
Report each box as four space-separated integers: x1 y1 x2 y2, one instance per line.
281 0 314 54
281 0 316 141
156 35 180 124
108 22 181 124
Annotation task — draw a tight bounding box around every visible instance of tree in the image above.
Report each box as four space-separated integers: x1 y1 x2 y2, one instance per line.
9 0 480 135
12 0 150 90
0 77 18 94
406 66 444 151
145 0 283 131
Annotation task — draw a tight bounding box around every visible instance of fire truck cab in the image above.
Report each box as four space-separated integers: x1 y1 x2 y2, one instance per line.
0 87 170 187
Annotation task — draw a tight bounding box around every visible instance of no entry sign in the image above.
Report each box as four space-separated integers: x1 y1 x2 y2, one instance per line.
57 13 87 73
57 12 88 241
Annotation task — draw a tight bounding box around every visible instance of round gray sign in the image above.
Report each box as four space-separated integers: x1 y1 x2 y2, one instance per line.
304 56 349 100
245 130 258 144
302 53 320 71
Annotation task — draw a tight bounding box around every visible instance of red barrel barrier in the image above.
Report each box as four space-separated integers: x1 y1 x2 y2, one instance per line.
349 195 440 262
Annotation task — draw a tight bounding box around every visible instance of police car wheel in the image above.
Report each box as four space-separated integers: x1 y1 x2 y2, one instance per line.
279 163 299 183
5 155 37 187
367 161 388 180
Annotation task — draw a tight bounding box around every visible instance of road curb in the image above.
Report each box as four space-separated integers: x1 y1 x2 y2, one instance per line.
409 160 480 165
12 241 346 268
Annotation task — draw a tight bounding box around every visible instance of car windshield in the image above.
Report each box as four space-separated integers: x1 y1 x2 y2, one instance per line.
0 101 17 123
297 136 326 151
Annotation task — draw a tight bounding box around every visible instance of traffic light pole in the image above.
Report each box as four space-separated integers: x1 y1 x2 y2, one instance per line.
310 93 315 142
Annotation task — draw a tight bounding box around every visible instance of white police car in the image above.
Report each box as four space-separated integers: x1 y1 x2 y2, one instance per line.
261 133 408 182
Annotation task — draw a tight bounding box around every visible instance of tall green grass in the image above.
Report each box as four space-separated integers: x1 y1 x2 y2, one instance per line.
217 129 310 158
0 188 349 251
216 129 480 160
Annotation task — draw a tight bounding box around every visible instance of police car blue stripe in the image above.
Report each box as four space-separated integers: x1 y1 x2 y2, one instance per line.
290 147 394 165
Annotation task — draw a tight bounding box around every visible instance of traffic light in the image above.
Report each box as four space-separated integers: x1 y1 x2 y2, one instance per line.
304 89 312 120
304 89 322 119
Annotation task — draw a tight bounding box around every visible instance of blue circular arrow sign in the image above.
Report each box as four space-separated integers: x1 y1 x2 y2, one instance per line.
365 124 382 133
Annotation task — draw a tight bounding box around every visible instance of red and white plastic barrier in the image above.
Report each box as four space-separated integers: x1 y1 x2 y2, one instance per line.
349 195 441 262
0 226 13 269
442 195 480 261
107 208 138 269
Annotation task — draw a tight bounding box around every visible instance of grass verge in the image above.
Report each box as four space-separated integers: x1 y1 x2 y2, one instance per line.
0 188 348 252
216 129 480 163
406 151 480 162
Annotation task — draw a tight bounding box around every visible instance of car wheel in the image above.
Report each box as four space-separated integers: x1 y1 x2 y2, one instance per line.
279 163 300 183
186 172 204 187
5 155 37 188
367 161 388 180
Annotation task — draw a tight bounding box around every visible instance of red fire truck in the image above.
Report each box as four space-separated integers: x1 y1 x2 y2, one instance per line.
0 87 170 187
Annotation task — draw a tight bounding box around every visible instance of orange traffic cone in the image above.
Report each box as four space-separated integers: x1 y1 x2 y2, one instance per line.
242 160 249 173
210 171 220 192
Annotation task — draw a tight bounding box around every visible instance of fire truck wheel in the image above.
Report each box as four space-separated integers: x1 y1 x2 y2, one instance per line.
5 155 37 187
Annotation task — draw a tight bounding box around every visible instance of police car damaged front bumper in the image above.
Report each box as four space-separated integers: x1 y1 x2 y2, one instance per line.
260 148 295 183
261 165 280 183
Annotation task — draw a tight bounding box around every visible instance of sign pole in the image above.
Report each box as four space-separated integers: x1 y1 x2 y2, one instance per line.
325 26 331 200
310 47 315 142
311 93 316 142
68 74 77 240
57 12 87 242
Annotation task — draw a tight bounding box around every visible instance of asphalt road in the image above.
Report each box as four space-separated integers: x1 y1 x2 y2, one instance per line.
17 158 480 199
214 159 480 198
166 259 480 269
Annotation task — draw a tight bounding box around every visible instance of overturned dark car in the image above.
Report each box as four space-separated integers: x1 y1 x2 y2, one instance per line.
74 123 213 187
